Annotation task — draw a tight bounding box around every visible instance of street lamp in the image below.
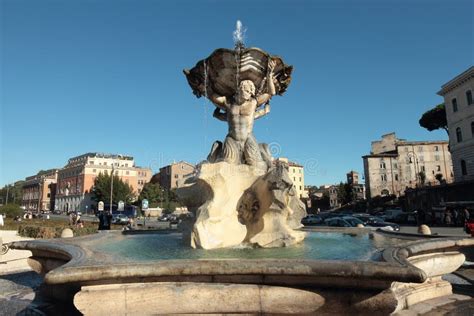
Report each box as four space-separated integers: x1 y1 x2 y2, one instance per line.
109 162 115 215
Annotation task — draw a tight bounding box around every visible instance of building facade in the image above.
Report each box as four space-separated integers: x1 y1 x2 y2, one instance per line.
363 133 453 199
55 153 152 213
437 66 474 182
346 171 366 201
156 161 196 190
22 169 58 212
274 157 307 199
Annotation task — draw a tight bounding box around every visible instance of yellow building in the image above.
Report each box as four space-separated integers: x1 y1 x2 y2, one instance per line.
274 157 307 199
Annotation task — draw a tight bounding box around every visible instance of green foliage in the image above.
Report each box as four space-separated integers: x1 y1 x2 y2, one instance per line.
17 224 99 238
0 204 23 218
0 181 25 205
91 173 134 204
336 182 353 205
138 182 163 207
419 103 448 134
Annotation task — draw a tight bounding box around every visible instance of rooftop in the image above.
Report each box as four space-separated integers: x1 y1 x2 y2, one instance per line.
437 66 474 96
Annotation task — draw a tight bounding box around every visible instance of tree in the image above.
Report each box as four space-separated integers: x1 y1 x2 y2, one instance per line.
419 103 448 134
91 173 134 204
0 181 24 205
0 204 23 218
336 182 353 205
138 182 164 207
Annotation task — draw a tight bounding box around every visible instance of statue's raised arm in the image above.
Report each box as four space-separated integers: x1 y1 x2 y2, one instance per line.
256 59 277 106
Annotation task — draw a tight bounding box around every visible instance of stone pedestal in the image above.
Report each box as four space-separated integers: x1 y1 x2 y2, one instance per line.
177 161 306 249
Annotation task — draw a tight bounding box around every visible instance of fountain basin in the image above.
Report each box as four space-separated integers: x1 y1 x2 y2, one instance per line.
9 228 474 315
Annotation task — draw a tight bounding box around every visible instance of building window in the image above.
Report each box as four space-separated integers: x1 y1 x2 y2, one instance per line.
419 156 424 162
437 165 441 171
461 160 467 176
126 171 129 175
93 169 96 173
435 155 440 161
380 162 386 169
393 163 398 169
467 90 473 105
434 145 439 151
456 127 463 143
471 121 474 136
421 165 426 172
90 161 94 165
452 98 458 112
418 146 423 152
394 174 399 181
381 175 387 182
104 162 107 166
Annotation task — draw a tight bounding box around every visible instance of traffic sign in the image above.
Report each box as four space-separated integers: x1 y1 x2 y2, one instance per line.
142 199 149 210
98 201 104 211
118 200 125 211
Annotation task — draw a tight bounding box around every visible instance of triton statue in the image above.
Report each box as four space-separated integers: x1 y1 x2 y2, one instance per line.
179 22 305 249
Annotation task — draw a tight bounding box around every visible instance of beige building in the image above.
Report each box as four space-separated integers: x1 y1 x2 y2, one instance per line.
55 153 152 213
346 171 366 201
363 133 453 199
156 161 196 190
22 169 58 212
437 66 474 182
328 185 340 209
274 157 307 199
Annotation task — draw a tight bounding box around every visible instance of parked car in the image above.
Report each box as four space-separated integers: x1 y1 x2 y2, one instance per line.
352 214 400 231
391 212 417 225
301 214 323 226
112 214 129 225
324 216 364 227
383 208 403 221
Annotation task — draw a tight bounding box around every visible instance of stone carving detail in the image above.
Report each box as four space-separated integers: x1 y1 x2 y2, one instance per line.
179 44 305 249
237 162 306 247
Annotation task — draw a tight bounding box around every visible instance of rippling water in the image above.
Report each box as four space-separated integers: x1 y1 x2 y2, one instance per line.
94 231 401 262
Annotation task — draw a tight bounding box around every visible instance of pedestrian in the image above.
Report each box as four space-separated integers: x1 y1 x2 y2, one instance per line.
452 209 459 227
464 208 470 222
445 210 452 226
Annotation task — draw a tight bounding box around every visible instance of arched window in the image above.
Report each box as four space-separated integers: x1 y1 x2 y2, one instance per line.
467 90 473 105
461 160 467 176
381 189 390 196
456 127 463 143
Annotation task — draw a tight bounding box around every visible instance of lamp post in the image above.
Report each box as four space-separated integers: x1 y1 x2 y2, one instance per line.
406 151 420 187
5 184 11 205
109 163 115 215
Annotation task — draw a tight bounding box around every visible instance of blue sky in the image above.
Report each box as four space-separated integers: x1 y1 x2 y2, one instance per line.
1 0 473 187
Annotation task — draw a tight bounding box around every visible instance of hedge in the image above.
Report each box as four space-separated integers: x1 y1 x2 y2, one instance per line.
17 224 99 239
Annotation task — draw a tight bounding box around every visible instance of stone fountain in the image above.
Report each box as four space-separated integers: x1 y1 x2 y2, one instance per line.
179 24 305 249
5 22 474 315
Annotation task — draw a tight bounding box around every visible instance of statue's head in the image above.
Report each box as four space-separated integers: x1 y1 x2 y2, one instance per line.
238 80 255 101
